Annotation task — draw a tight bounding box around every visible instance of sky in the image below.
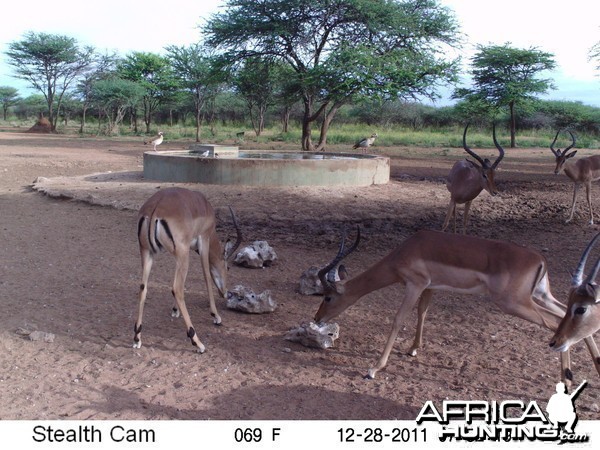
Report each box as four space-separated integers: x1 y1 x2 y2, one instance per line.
1 0 599 106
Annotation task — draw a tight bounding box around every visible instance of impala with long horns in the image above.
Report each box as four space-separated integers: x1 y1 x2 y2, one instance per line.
550 129 600 224
550 232 600 354
133 187 242 352
314 227 600 384
442 123 505 233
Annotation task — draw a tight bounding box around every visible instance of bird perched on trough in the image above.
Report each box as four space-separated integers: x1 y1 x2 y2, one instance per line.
353 133 378 153
144 131 164 151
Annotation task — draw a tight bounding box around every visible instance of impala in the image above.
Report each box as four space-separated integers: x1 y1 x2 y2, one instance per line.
550 129 600 224
314 227 600 384
442 124 505 233
133 187 242 352
550 232 600 357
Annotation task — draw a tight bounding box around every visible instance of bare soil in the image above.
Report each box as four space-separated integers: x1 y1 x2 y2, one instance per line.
0 130 599 420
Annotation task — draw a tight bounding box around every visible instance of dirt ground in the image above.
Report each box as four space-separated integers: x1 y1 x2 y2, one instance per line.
0 130 599 420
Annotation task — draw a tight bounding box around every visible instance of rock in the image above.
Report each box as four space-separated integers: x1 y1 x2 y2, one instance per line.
226 285 277 313
16 328 56 343
234 240 277 268
284 321 340 349
298 264 345 295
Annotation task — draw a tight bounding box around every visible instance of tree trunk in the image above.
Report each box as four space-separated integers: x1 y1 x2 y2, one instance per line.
315 102 342 152
509 101 516 148
281 106 290 133
301 96 314 151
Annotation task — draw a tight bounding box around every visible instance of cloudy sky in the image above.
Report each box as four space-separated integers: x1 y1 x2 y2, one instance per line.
1 0 598 106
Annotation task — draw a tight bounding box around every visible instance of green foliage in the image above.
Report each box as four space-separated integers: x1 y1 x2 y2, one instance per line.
204 0 461 150
90 77 145 134
117 52 179 133
4 31 95 130
0 86 21 120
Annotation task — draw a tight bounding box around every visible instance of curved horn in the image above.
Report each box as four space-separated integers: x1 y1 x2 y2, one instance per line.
584 256 600 287
491 123 505 169
224 206 243 261
550 129 560 156
565 130 577 153
572 232 600 287
318 226 361 292
462 123 485 166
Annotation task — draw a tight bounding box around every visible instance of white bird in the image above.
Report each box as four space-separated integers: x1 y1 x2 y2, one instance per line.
200 150 210 157
353 133 378 153
144 131 164 151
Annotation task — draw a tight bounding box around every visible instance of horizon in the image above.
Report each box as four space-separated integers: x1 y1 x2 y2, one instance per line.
1 0 599 108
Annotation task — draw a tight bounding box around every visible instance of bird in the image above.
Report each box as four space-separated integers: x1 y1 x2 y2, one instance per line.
353 133 378 153
200 150 210 157
144 131 164 151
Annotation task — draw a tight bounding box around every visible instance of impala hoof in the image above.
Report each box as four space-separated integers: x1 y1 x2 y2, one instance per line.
132 341 141 349
171 307 180 318
365 368 377 379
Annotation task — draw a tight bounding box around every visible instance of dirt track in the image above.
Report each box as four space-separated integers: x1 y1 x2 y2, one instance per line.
0 131 599 420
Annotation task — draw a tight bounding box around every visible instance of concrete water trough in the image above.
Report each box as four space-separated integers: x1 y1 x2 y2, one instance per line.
143 144 390 187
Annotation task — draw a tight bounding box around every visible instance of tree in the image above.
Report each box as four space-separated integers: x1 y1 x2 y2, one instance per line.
0 86 21 120
75 52 119 133
590 40 600 73
233 58 286 136
165 44 222 142
91 78 145 135
204 0 460 151
4 32 95 131
453 43 556 147
118 52 178 134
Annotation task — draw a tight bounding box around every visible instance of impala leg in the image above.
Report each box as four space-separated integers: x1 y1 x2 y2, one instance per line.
173 250 205 353
585 182 594 224
462 201 472 234
583 336 600 377
367 284 424 379
566 183 579 223
442 201 455 232
199 236 222 325
408 290 432 357
560 350 573 389
133 248 153 349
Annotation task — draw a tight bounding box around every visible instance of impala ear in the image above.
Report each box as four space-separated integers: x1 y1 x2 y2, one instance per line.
567 151 577 159
338 264 348 280
584 283 599 299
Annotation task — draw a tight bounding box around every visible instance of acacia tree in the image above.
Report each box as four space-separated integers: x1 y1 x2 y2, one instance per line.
91 78 145 135
118 52 178 134
75 52 119 133
204 0 460 151
233 58 288 136
590 40 600 72
454 43 556 147
0 86 21 120
4 32 95 131
165 44 222 142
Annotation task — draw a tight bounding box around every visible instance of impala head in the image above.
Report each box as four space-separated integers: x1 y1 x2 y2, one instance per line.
550 129 577 175
210 206 243 297
463 123 505 196
550 232 600 352
314 227 361 324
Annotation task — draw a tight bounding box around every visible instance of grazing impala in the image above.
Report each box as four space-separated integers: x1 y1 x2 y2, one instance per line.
442 124 505 233
314 227 600 384
134 187 242 352
550 129 600 224
550 232 600 355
